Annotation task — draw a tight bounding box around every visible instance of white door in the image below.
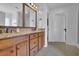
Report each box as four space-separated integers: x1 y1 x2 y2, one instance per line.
53 14 66 42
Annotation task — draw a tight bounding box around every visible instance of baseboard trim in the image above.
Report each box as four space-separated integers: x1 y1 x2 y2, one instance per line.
44 44 48 47
48 42 65 44
48 42 78 48
66 42 78 47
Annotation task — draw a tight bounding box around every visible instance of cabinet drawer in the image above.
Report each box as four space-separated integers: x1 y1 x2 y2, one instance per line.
15 35 29 44
16 40 29 56
17 40 29 49
38 34 45 50
30 47 38 56
0 46 16 56
39 37 44 50
0 39 15 50
39 37 42 50
39 32 44 36
30 33 38 39
30 38 38 49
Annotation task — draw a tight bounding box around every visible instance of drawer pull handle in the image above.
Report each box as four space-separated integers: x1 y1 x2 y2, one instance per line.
33 51 36 53
10 50 14 53
34 42 36 44
17 47 19 50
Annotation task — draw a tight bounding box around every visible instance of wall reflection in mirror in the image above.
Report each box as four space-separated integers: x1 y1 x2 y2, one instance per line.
24 4 36 27
0 3 23 27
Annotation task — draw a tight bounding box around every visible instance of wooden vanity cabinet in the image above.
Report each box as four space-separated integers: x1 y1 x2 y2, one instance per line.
16 41 29 56
0 37 16 56
0 38 15 50
30 46 38 56
0 35 29 56
0 31 45 56
16 35 29 56
30 38 38 49
38 32 45 50
0 46 16 56
29 33 39 56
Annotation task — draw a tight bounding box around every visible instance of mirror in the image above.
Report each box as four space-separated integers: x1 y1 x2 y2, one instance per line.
24 4 36 27
0 3 23 27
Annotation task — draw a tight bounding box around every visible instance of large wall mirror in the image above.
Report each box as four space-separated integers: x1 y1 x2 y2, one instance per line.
23 3 37 27
0 3 37 28
0 3 23 27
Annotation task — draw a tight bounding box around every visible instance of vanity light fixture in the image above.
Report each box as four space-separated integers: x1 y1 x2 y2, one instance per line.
29 3 37 10
31 3 33 6
35 6 37 9
33 5 35 7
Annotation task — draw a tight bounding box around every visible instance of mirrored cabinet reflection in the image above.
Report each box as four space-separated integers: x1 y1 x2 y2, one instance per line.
0 3 37 28
24 4 36 27
0 3 23 27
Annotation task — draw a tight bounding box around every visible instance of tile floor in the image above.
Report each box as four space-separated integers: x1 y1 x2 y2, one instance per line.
36 42 79 56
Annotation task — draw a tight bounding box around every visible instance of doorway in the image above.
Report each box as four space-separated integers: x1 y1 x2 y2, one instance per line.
48 13 66 42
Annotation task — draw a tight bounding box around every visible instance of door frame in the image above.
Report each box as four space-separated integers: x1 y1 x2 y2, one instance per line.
48 13 66 43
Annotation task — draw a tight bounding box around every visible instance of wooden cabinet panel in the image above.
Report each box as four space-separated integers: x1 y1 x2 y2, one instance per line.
39 36 44 50
0 31 44 56
38 32 44 50
0 46 16 56
16 41 29 56
25 40 29 56
30 47 38 56
15 35 29 44
0 39 15 50
39 37 42 50
39 32 44 36
30 33 38 39
30 38 38 49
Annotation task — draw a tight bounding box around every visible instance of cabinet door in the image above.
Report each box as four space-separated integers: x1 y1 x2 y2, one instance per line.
0 39 15 50
30 47 38 56
39 37 42 50
30 38 38 49
0 46 16 56
16 41 29 56
39 33 44 50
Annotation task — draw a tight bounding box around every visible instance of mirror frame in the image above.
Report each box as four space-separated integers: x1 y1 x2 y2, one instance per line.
0 3 37 29
23 3 37 29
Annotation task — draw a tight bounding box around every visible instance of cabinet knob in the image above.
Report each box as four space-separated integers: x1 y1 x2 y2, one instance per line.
33 51 36 53
34 42 36 44
17 47 19 50
10 50 14 53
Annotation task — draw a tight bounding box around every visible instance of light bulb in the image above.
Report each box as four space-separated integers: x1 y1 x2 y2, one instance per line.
33 5 35 7
31 3 33 6
36 7 37 9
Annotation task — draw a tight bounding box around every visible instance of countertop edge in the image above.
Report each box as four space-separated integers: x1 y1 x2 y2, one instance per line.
0 31 44 40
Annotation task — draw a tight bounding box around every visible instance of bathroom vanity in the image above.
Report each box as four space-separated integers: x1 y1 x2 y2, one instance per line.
0 31 44 56
0 3 44 56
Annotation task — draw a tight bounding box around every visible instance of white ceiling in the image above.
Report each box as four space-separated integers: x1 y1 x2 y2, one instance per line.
0 3 22 10
0 3 76 12
47 3 72 9
37 3 75 11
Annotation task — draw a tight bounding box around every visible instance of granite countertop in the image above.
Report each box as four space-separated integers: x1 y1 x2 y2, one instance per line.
0 30 44 39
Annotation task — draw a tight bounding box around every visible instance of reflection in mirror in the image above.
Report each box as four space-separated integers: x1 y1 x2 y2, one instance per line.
0 3 23 27
24 4 36 27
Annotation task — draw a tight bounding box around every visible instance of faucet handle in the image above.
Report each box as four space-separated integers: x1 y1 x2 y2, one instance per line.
0 30 2 33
